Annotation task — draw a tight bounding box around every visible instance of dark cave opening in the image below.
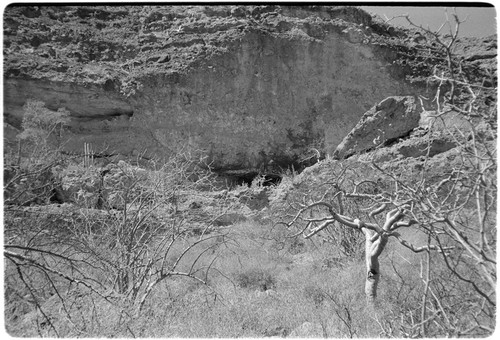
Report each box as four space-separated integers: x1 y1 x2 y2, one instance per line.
228 173 283 188
262 174 282 186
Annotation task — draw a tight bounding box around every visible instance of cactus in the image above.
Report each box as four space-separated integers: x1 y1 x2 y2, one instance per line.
83 142 94 168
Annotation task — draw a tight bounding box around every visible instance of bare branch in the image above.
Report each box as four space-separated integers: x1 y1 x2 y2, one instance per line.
388 233 453 253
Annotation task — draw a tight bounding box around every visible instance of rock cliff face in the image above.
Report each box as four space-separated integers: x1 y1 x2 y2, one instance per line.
127 29 413 172
3 5 494 175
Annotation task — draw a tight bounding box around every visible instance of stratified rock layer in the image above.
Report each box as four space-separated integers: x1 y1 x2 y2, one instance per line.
127 30 415 171
3 5 419 172
5 5 494 173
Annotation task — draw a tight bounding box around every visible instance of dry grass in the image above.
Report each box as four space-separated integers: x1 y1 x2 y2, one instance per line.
122 219 394 338
5 205 485 338
5 155 493 337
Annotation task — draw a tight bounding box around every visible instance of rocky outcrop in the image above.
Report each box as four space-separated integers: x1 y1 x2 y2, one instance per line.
57 160 147 208
333 96 420 159
3 5 419 174
127 30 417 172
3 5 495 175
355 130 457 163
3 78 133 127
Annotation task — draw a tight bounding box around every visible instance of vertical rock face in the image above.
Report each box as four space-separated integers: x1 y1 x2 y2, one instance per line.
128 30 413 171
3 5 419 172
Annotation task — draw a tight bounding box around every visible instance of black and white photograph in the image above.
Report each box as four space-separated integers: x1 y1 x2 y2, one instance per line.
2 1 497 337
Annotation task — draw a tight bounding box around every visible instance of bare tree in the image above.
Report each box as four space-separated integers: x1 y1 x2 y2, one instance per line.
4 153 238 335
278 9 495 336
277 164 451 306
396 9 496 335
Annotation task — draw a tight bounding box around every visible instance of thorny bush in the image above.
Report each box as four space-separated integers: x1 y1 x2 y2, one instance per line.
4 153 239 336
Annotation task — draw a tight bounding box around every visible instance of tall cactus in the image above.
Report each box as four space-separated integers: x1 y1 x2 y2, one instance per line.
83 142 94 168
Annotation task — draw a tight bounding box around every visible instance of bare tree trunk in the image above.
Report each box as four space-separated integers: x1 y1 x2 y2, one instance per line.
365 255 380 303
363 229 388 305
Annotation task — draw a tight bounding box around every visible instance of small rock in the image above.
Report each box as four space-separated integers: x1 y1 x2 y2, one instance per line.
239 189 269 211
21 6 41 18
230 6 248 18
342 26 366 44
214 212 246 226
157 55 170 63
188 201 202 209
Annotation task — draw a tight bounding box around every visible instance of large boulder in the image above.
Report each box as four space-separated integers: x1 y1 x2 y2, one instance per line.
58 161 147 209
333 96 420 159
58 165 102 208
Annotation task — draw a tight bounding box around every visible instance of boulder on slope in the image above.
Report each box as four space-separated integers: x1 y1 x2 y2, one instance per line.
333 96 420 159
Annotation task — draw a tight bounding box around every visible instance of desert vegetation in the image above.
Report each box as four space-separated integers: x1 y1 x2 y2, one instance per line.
3 7 496 338
274 12 496 336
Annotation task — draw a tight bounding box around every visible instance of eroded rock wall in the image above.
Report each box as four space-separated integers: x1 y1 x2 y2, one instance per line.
3 5 418 172
4 78 133 125
129 29 413 171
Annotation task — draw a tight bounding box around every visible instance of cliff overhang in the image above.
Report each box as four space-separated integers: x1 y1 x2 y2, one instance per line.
3 5 496 178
